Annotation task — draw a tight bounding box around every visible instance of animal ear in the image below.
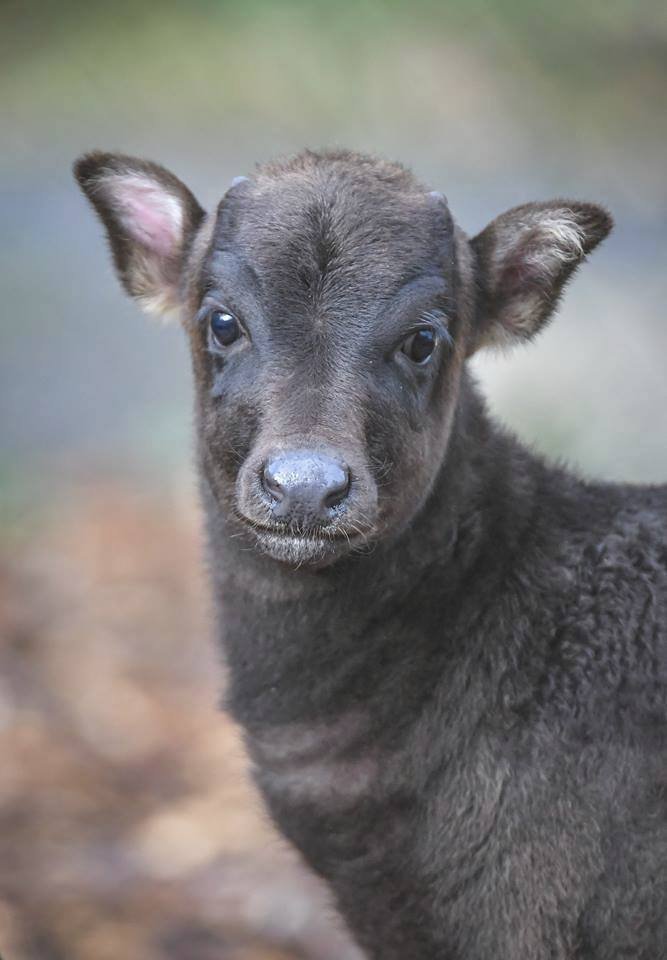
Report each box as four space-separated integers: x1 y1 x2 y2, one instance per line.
470 200 612 352
74 152 205 317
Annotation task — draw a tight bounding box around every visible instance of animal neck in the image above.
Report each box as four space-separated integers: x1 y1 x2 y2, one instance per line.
205 373 543 731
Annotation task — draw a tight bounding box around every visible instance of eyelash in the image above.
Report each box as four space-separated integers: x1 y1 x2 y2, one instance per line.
419 310 453 346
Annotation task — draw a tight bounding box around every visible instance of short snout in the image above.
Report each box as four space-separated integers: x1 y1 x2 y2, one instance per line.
262 450 351 525
233 438 379 565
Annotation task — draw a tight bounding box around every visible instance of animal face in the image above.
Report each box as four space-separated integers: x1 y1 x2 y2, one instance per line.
75 150 611 566
188 162 468 566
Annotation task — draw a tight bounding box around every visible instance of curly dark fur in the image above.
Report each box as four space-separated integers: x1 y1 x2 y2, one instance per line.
75 148 666 959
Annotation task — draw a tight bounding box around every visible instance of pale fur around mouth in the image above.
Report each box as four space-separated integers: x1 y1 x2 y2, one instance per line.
235 517 366 565
255 530 361 565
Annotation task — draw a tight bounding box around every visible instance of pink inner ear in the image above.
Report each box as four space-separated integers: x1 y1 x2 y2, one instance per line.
112 175 183 256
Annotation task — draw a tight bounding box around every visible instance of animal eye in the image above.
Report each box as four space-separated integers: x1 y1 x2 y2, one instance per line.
209 309 242 348
401 328 437 364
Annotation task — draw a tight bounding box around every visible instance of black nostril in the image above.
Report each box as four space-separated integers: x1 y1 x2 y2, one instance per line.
262 462 285 503
260 450 351 521
323 463 350 508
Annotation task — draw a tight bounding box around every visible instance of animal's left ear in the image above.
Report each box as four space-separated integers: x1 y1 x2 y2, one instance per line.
470 200 612 352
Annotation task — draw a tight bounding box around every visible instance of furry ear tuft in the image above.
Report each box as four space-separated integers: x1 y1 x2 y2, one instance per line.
74 152 205 316
470 200 612 352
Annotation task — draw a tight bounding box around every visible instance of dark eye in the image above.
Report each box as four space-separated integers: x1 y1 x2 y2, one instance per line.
401 328 437 364
209 309 242 348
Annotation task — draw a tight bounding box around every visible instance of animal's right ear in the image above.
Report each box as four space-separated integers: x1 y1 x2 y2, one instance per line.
73 152 205 317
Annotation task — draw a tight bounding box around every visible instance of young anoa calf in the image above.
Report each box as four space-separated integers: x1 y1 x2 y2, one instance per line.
75 149 667 960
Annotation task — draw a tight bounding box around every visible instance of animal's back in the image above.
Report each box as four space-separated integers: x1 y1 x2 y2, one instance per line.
507 476 667 959
569 488 667 959
409 469 667 959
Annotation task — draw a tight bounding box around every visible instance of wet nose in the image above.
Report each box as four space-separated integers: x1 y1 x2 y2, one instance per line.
262 450 351 523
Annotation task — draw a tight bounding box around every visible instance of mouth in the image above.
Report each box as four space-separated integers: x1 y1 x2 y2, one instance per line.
233 515 367 566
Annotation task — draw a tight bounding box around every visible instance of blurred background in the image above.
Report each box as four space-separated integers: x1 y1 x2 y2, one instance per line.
1 1 665 956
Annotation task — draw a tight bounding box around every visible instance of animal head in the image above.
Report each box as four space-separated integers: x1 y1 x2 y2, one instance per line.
74 149 611 567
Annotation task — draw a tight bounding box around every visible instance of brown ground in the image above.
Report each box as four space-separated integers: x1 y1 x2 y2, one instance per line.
0 483 363 960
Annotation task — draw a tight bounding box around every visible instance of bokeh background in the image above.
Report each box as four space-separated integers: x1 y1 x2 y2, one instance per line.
1 1 666 957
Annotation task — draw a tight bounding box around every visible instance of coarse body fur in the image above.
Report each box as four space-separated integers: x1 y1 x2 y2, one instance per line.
76 148 667 959
211 385 667 959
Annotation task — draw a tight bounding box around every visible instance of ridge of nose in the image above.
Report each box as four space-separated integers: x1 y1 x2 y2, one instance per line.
262 449 351 523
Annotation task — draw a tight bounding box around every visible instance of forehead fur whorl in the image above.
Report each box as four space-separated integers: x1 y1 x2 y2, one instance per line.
209 149 454 304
